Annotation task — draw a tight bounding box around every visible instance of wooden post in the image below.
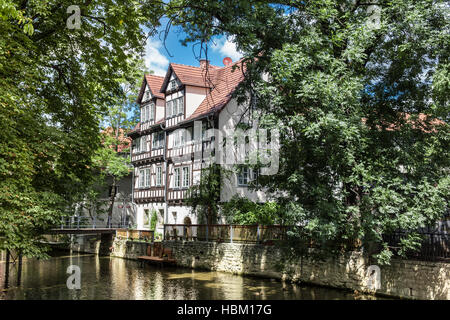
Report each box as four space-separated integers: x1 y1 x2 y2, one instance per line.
4 249 10 289
230 225 233 243
257 225 261 243
17 251 23 285
206 225 209 242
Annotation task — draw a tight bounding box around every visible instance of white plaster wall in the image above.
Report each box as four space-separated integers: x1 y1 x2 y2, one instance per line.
155 98 165 122
136 202 165 232
218 98 267 203
185 85 209 118
166 205 198 225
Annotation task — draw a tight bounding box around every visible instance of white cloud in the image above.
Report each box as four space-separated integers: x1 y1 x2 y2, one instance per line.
144 39 169 76
211 36 243 62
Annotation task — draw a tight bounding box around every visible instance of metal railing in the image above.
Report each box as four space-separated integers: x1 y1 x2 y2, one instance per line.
59 216 129 230
163 224 449 262
163 224 289 243
383 231 449 262
116 229 154 241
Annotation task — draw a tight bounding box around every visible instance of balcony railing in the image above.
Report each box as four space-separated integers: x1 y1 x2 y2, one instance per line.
131 148 164 163
134 187 165 201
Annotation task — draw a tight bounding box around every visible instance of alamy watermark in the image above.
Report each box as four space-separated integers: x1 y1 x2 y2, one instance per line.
366 265 381 290
171 121 280 175
66 265 81 289
67 5 81 29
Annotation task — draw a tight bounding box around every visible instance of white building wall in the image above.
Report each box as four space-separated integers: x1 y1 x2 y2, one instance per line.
155 98 165 122
185 85 209 118
218 98 267 203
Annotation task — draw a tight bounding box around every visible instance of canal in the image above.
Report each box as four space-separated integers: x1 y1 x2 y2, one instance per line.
0 252 378 300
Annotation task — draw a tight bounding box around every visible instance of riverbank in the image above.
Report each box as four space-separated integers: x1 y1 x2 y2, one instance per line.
1 253 377 300
67 236 449 300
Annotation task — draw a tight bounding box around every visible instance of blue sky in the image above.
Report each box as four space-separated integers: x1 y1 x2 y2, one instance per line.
143 22 242 76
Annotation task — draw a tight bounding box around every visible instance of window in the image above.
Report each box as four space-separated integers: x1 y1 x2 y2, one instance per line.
166 100 173 117
145 168 150 187
173 130 180 148
178 96 184 115
182 167 190 188
142 136 148 152
166 97 184 118
152 132 164 149
141 105 147 122
156 166 162 186
139 169 145 188
133 137 141 153
173 128 192 148
149 103 155 120
170 80 177 90
144 90 150 101
144 209 150 228
174 168 181 188
237 167 249 186
133 136 147 153
237 167 259 186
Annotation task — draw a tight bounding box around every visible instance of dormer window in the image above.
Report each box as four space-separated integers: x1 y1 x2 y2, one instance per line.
141 104 155 123
166 97 184 118
169 80 177 91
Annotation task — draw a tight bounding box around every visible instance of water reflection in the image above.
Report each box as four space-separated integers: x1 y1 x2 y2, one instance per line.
0 253 377 300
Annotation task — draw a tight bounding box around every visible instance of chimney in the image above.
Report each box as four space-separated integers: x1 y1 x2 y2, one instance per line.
199 59 210 69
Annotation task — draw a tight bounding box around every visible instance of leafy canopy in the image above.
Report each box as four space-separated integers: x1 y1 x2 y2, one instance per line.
168 0 449 263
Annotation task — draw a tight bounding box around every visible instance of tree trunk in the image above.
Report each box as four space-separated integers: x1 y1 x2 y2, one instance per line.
107 177 117 228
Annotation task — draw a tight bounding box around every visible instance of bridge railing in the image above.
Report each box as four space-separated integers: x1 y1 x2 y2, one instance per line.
163 224 289 243
59 216 129 229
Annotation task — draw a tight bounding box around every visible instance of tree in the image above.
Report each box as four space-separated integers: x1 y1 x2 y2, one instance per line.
97 66 146 227
91 129 132 227
0 0 163 257
168 0 449 263
186 164 224 225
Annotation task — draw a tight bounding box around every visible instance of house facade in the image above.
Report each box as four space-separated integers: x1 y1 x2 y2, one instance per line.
129 59 268 236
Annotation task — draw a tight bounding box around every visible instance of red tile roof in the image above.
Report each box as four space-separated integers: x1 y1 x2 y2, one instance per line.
183 59 246 122
137 74 165 103
160 62 223 92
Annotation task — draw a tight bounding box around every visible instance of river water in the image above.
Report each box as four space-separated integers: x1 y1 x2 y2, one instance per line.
0 252 378 300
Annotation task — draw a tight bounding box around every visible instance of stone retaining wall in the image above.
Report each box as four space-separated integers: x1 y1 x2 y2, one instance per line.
161 240 449 300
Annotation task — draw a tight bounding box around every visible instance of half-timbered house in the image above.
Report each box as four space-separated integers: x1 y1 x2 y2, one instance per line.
129 58 267 234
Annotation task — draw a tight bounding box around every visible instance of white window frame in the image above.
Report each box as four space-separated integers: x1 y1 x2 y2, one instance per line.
156 166 162 186
149 103 155 121
170 80 177 90
152 132 164 149
139 169 145 188
237 167 249 186
145 168 150 187
182 166 190 188
174 168 181 188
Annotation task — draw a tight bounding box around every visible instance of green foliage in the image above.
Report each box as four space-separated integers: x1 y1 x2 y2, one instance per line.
186 164 228 224
0 0 163 257
150 209 158 231
169 0 450 264
221 196 282 225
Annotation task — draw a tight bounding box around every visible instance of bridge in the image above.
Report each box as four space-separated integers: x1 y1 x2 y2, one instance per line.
48 216 128 235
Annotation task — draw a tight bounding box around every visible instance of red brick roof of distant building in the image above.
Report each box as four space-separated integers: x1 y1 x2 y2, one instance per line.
363 113 446 133
102 127 131 153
